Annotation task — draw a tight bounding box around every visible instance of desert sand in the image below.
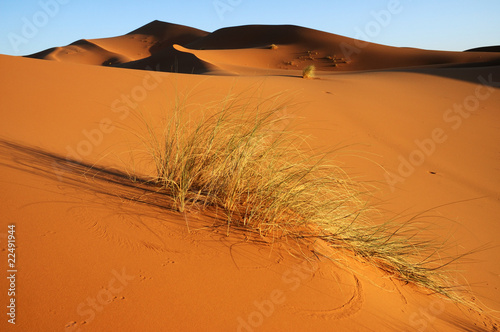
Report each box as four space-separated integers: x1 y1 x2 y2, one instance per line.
1 21 499 331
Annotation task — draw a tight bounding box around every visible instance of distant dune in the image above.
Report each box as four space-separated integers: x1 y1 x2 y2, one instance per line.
26 20 500 74
465 45 500 53
26 21 209 69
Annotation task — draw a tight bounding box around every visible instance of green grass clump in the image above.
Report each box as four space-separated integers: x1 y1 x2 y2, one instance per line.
302 64 315 78
137 93 474 307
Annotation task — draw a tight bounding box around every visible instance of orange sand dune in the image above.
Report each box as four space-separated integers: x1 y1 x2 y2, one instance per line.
27 21 500 74
2 21 500 331
27 21 209 67
182 24 500 72
116 44 221 74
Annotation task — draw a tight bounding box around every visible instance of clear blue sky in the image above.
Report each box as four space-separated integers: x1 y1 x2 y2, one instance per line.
1 0 499 56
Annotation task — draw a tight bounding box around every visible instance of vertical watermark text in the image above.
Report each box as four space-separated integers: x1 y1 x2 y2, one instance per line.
6 224 17 325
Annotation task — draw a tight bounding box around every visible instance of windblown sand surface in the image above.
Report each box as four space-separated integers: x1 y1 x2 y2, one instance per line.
1 21 499 331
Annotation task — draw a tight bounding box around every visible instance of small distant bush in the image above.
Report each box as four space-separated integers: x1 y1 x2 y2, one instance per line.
302 65 315 79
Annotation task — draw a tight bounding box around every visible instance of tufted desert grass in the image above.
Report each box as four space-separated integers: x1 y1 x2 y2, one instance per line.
137 93 475 307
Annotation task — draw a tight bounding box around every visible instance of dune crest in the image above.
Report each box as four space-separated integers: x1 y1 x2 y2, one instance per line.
25 21 500 74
